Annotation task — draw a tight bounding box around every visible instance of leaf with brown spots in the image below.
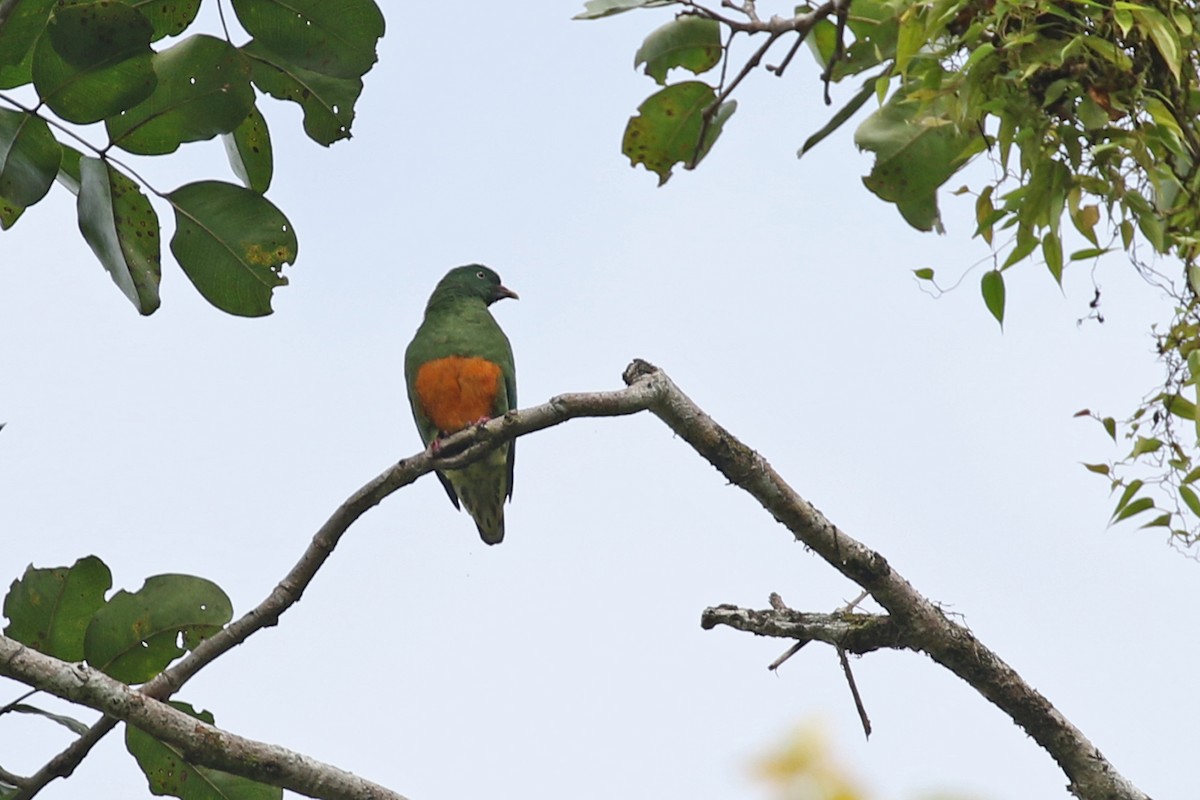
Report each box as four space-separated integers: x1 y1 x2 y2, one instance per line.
168 180 296 317
76 156 162 315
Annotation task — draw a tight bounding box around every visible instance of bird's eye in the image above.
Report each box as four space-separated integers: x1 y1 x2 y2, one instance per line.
476 270 486 280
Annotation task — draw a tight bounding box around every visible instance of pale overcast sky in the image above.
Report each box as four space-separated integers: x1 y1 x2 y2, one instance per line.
2 3 1195 799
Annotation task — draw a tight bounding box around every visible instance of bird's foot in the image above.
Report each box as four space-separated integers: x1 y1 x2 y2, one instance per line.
472 415 493 428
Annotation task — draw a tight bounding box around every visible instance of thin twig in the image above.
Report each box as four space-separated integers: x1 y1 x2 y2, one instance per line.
0 688 37 715
768 641 807 671
837 647 872 739
820 0 852 105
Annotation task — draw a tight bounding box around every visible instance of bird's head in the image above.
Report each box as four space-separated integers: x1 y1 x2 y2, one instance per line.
431 265 519 306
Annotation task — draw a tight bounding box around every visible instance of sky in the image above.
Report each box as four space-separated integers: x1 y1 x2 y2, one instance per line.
1 2 1197 800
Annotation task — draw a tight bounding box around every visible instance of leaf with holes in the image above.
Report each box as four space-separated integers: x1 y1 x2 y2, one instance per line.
3 556 112 661
242 40 360 147
169 181 296 317
854 91 982 232
127 701 283 800
107 35 254 155
129 0 202 41
76 157 162 314
635 16 721 85
223 105 273 192
230 0 384 79
31 0 156 124
623 81 735 185
0 108 60 209
84 574 232 684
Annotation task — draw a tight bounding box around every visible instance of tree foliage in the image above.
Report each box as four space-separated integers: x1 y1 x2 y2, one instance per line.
0 0 384 316
578 0 1200 546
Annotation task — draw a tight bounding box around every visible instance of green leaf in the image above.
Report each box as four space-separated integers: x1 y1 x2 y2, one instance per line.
0 0 55 88
1166 394 1196 420
1042 230 1063 284
243 40 361 147
1143 96 1184 142
1070 203 1100 245
1132 8 1181 83
129 0 202 41
84 574 232 684
230 0 384 79
893 7 923 76
76 157 162 315
222 105 273 192
798 77 875 159
573 0 677 19
126 701 283 800
853 91 981 232
8 703 90 735
1180 485 1200 518
1140 513 1172 529
1103 416 1117 441
31 0 156 124
1082 462 1110 475
0 108 60 207
168 181 296 317
1113 495 1155 523
1077 94 1109 130
1128 436 1162 457
1070 247 1110 261
1113 478 1144 516
1001 224 1038 269
107 35 254 155
622 81 735 185
634 16 721 85
1190 350 1200 444
3 556 112 661
0 193 23 229
913 267 935 280
56 144 82 194
981 270 1005 327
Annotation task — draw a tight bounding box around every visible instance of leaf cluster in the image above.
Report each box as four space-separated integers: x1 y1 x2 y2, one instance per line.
0 0 384 316
581 0 1200 544
2 557 273 799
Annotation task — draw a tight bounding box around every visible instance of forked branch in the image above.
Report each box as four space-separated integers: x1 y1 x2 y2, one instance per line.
3 361 1147 800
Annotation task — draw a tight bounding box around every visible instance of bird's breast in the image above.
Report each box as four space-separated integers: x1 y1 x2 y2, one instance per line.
414 356 504 434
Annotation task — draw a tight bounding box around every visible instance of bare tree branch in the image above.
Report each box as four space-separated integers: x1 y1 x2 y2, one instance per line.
8 377 660 797
702 605 902 653
633 360 1147 800
6 360 1149 800
0 636 408 800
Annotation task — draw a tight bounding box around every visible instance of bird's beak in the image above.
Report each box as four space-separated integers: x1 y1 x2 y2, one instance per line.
492 284 519 302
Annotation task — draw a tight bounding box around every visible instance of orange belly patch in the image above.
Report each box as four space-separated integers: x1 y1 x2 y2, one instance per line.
415 356 504 433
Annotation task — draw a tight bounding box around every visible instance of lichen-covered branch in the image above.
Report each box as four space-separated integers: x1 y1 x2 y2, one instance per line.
0 636 408 800
701 605 901 654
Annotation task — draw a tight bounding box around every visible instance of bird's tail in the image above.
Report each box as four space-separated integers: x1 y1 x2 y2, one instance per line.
445 446 509 545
